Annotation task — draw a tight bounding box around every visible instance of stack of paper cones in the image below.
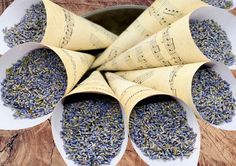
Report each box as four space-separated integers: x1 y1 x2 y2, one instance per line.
0 0 118 54
98 6 236 71
105 72 201 165
116 62 236 130
51 71 128 166
91 0 207 68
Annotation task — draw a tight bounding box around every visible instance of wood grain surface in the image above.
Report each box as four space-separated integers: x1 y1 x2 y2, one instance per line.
1 0 236 166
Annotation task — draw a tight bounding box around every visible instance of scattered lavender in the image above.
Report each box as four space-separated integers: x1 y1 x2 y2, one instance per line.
3 2 47 48
61 95 125 165
192 67 236 125
190 19 235 66
129 96 197 160
1 48 67 119
202 0 233 9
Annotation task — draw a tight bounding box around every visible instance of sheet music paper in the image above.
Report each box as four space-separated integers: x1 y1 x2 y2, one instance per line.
92 0 207 68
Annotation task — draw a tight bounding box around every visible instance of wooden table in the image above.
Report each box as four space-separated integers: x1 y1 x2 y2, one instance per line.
0 1 236 165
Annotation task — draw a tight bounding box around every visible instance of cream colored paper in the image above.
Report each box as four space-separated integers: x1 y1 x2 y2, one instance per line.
42 0 117 50
117 62 236 130
0 42 94 130
98 6 236 71
91 0 207 68
105 73 162 120
51 71 129 166
105 73 201 165
0 0 117 55
67 71 116 99
47 46 95 94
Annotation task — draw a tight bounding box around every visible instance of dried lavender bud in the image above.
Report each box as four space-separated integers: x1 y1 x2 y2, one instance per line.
61 94 125 166
202 0 233 9
192 67 236 125
1 48 67 119
129 96 197 160
3 2 46 48
190 19 235 66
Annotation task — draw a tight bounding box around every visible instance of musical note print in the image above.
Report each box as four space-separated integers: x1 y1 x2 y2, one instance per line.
148 0 183 26
121 85 152 107
108 47 124 61
90 34 104 48
162 27 175 54
169 65 183 95
124 51 136 67
162 27 185 65
135 46 149 69
133 70 155 84
78 81 114 95
132 20 151 37
163 7 181 17
120 85 138 101
59 9 75 48
90 22 117 41
149 38 171 66
117 72 128 78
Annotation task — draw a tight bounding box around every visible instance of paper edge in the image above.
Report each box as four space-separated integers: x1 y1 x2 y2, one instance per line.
0 0 41 55
0 42 56 130
129 94 200 166
51 92 129 166
189 6 236 69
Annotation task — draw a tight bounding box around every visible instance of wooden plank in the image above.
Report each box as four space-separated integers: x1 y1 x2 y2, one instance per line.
0 0 236 166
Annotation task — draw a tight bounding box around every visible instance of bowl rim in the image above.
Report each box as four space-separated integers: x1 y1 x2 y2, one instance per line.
82 4 147 18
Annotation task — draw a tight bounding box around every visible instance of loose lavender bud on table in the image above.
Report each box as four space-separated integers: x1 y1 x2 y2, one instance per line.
202 0 233 9
61 95 125 166
1 48 67 119
3 2 46 48
129 96 197 160
190 19 235 66
192 67 236 125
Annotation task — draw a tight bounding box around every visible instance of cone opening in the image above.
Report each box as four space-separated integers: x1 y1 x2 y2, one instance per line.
0 0 47 55
0 44 67 130
191 62 236 130
189 6 236 67
201 0 234 9
129 94 200 165
52 93 128 166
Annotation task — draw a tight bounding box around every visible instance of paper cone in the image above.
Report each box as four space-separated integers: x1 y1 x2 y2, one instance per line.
98 6 236 71
0 42 94 130
51 71 128 166
0 0 117 55
91 0 207 68
105 73 200 165
117 62 236 131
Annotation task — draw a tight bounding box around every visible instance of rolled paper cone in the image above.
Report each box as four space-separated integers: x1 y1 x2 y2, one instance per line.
0 42 94 130
116 62 236 131
91 0 207 68
105 73 200 166
0 0 117 55
51 71 128 166
98 6 236 71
